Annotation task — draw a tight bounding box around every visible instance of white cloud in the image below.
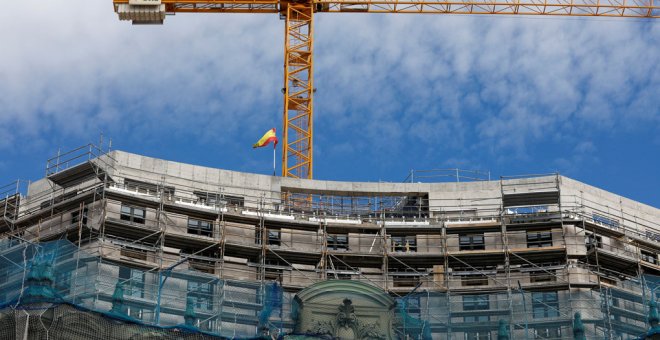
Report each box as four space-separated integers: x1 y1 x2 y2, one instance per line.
0 2 658 170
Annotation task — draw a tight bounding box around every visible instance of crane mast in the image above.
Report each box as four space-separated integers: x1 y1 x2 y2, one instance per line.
114 0 658 179
282 3 314 179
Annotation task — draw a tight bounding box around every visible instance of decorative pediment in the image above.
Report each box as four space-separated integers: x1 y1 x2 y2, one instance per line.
293 281 395 340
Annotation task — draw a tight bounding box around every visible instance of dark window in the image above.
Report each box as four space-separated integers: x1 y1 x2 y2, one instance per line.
532 291 559 318
265 268 283 282
405 296 421 314
189 259 216 274
586 234 602 251
264 259 285 282
393 275 420 287
464 327 491 340
119 267 145 298
462 274 489 286
530 270 556 283
463 294 489 311
194 191 221 206
196 193 245 207
463 297 491 337
55 270 71 297
255 229 281 246
459 234 485 251
268 230 281 246
0 268 7 285
527 231 553 248
71 208 88 227
534 327 561 339
464 315 490 323
646 231 660 242
327 273 352 280
327 234 349 250
392 236 417 252
641 250 657 265
127 306 143 320
120 205 145 224
120 246 148 261
188 281 213 311
187 218 213 237
194 318 217 332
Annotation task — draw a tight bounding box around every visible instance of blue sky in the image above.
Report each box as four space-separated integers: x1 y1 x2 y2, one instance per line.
0 2 658 208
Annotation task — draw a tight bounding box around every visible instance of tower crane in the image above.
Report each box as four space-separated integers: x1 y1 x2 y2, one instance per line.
113 0 658 179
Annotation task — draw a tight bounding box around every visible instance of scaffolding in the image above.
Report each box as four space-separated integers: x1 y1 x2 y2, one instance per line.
0 144 659 339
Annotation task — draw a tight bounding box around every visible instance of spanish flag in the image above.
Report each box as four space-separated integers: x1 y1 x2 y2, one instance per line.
253 128 278 148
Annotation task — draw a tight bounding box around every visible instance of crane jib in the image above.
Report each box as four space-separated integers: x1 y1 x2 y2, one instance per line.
113 0 659 179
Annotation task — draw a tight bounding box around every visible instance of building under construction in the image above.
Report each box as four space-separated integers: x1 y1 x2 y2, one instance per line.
1 144 660 339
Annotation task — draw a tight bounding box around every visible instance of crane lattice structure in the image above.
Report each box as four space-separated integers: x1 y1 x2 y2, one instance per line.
114 0 659 179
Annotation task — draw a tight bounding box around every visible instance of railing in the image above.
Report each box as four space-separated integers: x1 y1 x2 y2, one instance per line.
403 168 491 183
45 143 117 176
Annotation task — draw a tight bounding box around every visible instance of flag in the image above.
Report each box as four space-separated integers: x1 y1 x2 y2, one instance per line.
253 128 278 148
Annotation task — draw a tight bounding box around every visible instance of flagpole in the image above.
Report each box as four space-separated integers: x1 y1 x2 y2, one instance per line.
273 144 276 176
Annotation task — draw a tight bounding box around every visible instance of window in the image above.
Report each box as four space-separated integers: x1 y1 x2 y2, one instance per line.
265 268 283 282
641 250 658 265
126 305 143 320
120 246 148 261
534 327 561 339
120 205 145 224
462 295 490 338
255 229 281 246
405 296 421 314
268 230 281 246
586 234 602 251
392 236 417 252
465 327 491 340
264 259 284 282
527 231 553 248
187 218 213 237
646 230 660 242
54 270 71 297
0 267 8 285
119 267 145 298
393 275 420 287
459 234 485 251
463 294 489 311
530 270 556 283
327 234 349 250
195 318 218 332
188 281 214 311
71 208 88 227
532 291 559 318
327 273 352 280
196 192 245 207
189 258 216 274
462 274 489 286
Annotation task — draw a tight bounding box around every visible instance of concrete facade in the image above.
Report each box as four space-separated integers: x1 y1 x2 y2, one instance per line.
1 149 659 339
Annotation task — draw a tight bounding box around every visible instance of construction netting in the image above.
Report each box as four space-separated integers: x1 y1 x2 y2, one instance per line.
1 238 659 339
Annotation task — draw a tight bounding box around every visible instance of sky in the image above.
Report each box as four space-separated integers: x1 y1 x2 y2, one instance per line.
0 1 658 208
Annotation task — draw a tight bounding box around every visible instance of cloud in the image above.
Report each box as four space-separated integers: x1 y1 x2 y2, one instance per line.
314 16 659 162
0 2 658 181
0 2 284 149
553 140 599 173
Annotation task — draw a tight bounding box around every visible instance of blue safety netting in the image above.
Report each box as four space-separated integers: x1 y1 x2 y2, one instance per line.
1 237 659 339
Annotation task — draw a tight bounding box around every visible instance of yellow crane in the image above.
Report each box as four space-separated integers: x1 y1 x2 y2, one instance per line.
113 0 658 179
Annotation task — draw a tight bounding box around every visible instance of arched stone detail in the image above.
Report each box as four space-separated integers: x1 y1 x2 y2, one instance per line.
293 280 396 340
